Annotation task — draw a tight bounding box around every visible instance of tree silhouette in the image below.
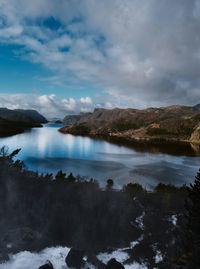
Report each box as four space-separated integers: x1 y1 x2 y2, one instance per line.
67 172 76 182
106 179 114 189
185 168 200 266
55 170 66 180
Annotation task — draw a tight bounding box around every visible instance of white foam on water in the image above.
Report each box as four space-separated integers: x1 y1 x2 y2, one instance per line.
97 249 129 264
154 250 163 264
135 212 145 230
0 246 70 269
170 215 177 226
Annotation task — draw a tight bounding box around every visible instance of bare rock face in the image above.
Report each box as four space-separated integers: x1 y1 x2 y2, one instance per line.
190 124 200 142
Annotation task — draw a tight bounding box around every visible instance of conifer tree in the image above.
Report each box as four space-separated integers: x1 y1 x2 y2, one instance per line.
185 169 200 266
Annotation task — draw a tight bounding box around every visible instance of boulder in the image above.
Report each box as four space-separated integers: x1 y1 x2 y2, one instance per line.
38 261 54 269
105 258 125 269
65 248 85 268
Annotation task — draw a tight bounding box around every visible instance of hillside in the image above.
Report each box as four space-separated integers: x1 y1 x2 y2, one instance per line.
59 104 200 145
14 109 47 123
0 108 47 123
0 108 47 137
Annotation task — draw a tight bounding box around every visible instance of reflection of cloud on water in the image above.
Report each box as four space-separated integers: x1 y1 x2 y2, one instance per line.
24 157 198 190
0 125 200 190
131 161 197 187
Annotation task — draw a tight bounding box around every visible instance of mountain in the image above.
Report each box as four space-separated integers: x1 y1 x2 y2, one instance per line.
0 108 47 137
14 109 47 123
0 108 47 123
59 104 200 144
62 105 200 125
63 112 92 124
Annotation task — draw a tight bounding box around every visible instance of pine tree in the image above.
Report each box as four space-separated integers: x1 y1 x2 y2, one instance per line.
185 169 200 266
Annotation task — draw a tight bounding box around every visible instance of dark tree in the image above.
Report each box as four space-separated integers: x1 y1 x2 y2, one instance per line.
185 169 200 266
55 170 66 180
67 172 76 182
106 179 114 189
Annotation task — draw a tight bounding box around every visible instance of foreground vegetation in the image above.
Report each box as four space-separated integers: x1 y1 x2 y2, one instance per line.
0 147 199 268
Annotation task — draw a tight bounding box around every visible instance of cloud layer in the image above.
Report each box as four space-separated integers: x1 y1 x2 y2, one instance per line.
0 0 200 109
0 94 96 118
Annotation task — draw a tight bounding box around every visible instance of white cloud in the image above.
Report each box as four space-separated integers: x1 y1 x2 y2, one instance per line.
0 94 97 119
0 0 200 107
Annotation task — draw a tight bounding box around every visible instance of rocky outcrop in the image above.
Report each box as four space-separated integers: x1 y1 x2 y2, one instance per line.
190 123 200 142
105 258 125 269
65 248 85 268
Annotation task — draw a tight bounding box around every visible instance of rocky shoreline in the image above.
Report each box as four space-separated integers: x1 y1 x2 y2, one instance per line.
58 123 200 153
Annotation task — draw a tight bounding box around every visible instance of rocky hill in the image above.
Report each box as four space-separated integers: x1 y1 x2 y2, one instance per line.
63 112 92 124
0 108 47 137
0 108 47 123
59 104 200 145
14 109 47 123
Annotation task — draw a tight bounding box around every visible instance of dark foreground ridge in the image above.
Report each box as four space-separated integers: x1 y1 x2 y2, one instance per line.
0 147 199 268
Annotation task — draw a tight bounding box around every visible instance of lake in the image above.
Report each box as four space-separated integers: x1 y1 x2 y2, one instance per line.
0 123 200 189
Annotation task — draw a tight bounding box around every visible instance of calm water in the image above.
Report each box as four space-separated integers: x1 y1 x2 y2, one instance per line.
0 123 200 189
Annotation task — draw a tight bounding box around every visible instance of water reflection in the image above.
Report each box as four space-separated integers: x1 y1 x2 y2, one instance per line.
0 123 199 189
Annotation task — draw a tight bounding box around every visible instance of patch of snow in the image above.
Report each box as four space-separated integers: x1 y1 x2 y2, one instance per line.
0 246 70 269
154 250 163 264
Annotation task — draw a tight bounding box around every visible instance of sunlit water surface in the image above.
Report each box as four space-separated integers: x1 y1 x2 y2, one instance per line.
0 123 200 189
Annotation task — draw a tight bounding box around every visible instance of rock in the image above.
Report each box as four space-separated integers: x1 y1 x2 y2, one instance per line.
38 261 54 269
87 254 106 269
105 258 125 269
65 248 85 268
190 123 200 141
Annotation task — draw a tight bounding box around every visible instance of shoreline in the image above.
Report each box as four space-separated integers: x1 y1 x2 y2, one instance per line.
58 126 200 156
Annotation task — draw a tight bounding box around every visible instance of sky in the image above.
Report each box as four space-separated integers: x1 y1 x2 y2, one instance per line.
0 0 200 118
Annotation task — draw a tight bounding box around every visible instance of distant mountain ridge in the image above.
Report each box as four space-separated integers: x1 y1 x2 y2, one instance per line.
0 108 47 123
62 104 200 125
14 109 47 123
60 104 200 145
0 108 47 137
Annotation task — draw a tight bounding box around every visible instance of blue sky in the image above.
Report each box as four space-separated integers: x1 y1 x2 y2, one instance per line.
0 0 200 118
0 43 101 98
